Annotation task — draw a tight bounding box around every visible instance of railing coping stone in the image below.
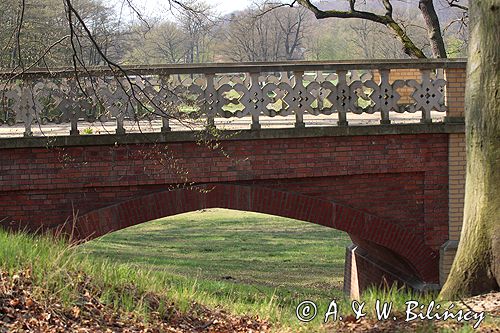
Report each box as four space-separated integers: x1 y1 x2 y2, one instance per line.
0 59 467 79
0 122 465 149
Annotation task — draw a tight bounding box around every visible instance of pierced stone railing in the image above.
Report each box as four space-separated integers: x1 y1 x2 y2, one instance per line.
0 59 466 137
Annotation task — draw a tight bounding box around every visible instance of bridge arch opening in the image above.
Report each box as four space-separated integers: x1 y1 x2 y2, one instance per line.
81 208 352 299
72 184 439 296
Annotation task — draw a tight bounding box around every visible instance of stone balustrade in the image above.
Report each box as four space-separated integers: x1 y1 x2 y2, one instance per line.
0 59 466 137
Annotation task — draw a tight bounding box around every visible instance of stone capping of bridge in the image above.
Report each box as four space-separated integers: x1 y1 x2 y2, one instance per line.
0 58 467 77
0 59 466 137
0 122 464 149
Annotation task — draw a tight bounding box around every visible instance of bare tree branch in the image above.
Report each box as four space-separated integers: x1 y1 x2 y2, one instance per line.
447 0 468 11
123 0 152 30
381 0 393 17
296 0 427 58
7 35 70 81
14 0 26 69
253 1 296 18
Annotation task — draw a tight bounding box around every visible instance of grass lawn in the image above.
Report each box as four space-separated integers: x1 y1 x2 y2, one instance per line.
2 210 495 332
80 208 351 327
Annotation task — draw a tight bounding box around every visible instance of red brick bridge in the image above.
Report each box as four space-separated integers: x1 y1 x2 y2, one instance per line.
0 59 467 297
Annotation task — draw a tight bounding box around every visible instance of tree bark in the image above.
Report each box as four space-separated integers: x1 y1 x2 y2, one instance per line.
440 0 500 299
418 0 447 58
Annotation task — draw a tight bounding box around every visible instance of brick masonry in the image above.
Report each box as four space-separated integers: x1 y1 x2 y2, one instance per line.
444 68 466 120
0 132 455 291
440 132 466 285
369 68 426 105
438 67 466 285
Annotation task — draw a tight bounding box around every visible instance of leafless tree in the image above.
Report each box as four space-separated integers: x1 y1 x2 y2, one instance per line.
176 1 219 63
224 9 281 62
223 5 309 62
152 21 188 63
272 6 310 60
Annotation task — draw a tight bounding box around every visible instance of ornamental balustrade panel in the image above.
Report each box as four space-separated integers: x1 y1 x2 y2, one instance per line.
0 60 464 136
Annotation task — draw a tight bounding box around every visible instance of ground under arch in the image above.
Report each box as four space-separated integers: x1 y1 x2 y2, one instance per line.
69 184 440 296
81 208 352 300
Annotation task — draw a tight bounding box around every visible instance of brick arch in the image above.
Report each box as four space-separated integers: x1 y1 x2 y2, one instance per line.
74 184 438 282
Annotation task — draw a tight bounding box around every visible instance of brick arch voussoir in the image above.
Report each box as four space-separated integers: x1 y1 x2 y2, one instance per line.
74 183 436 282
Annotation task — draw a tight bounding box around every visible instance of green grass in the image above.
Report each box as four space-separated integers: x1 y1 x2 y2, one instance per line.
1 209 496 332
0 209 353 331
81 209 350 300
78 209 353 330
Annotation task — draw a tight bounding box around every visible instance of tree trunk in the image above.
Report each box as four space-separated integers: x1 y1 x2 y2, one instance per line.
440 0 500 299
418 0 447 58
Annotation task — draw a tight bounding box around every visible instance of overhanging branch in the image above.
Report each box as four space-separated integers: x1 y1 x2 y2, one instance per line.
296 0 426 58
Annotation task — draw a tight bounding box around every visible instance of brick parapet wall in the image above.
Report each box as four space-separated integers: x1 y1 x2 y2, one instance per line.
0 133 449 251
0 132 456 285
